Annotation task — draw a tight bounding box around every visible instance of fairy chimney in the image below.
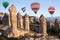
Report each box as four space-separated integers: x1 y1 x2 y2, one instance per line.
39 14 47 36
8 5 20 37
2 13 9 26
24 14 30 30
54 18 59 29
17 12 24 29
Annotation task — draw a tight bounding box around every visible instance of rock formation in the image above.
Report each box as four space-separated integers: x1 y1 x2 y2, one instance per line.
8 5 20 38
24 14 30 30
47 20 54 29
2 13 9 26
0 4 46 38
39 14 47 38
8 5 30 38
54 18 59 29
17 12 24 29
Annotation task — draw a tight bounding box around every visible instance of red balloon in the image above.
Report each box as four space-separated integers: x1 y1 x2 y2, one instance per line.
31 3 40 14
48 6 55 15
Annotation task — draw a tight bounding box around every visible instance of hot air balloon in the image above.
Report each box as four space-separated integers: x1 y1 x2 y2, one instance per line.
21 7 26 13
2 1 9 9
31 3 40 14
48 6 55 16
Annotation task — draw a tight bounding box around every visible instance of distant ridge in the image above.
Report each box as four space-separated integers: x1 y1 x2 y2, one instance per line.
47 17 60 21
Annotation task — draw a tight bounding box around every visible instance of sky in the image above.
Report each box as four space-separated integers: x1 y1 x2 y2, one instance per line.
0 0 60 17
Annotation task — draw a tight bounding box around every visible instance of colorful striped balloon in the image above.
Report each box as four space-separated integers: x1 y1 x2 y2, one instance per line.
31 3 40 14
21 7 26 13
48 6 55 15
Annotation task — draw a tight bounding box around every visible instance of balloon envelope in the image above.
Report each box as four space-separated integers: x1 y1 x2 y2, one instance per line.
21 7 26 13
48 6 55 15
31 3 40 14
2 1 9 9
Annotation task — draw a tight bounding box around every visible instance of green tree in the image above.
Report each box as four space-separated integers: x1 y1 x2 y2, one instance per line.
0 35 6 40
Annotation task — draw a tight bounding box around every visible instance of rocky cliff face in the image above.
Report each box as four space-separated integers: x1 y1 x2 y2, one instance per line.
8 4 20 38
2 13 9 26
39 14 47 37
24 14 30 30
17 12 24 29
0 5 47 38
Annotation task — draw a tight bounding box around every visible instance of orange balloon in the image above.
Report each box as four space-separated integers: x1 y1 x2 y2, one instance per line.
48 6 55 15
31 3 40 14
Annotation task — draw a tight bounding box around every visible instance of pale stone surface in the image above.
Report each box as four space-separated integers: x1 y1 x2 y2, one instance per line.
39 14 47 38
17 12 24 29
8 14 11 26
2 13 9 26
24 14 30 30
8 4 20 38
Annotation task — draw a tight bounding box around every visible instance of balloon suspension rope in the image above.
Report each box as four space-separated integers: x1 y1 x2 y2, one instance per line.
51 15 53 17
35 14 37 22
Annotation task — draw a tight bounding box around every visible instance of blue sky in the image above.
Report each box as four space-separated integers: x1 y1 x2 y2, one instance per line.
0 0 60 17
